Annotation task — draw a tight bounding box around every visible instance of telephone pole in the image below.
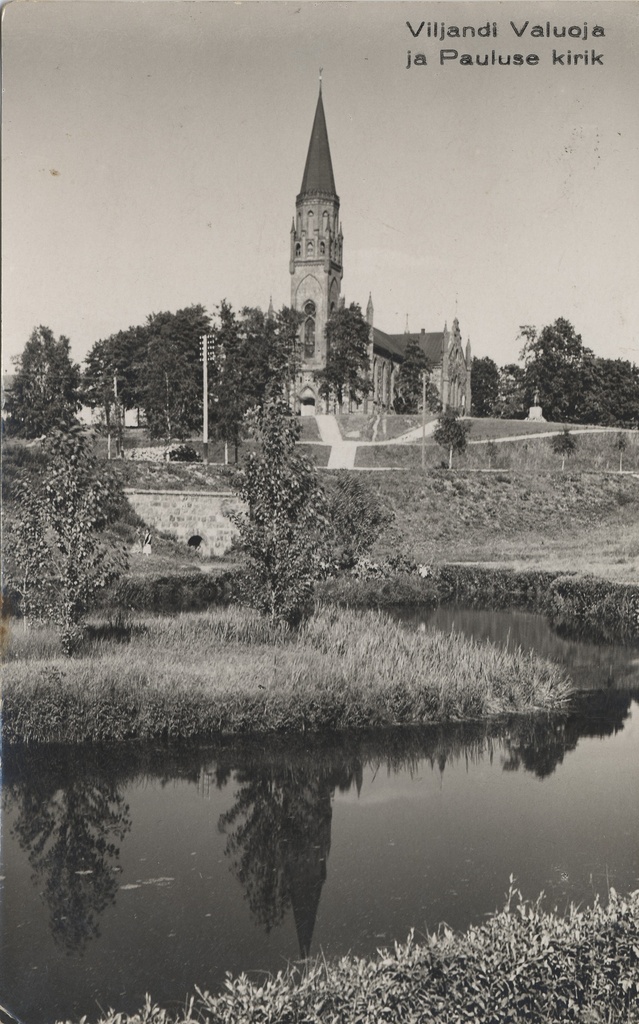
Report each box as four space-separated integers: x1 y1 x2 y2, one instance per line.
199 334 211 464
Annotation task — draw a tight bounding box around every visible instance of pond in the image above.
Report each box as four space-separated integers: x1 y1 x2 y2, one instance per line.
1 609 638 1023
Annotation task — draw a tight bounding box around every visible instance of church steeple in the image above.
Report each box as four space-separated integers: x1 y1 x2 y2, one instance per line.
299 86 337 197
290 83 343 410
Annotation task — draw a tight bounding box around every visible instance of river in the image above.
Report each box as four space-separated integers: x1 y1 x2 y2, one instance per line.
1 607 638 1023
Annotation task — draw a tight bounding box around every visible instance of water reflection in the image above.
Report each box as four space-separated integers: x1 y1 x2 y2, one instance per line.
216 754 355 955
4 694 635 958
396 605 639 691
3 750 131 952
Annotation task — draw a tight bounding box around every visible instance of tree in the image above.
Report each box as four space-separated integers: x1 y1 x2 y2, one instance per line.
580 358 639 428
433 411 472 469
142 305 211 440
315 303 371 413
5 326 81 437
520 319 593 422
493 363 526 419
613 432 629 473
324 472 393 567
83 338 120 458
392 339 439 415
470 356 500 417
3 425 127 652
550 427 577 470
231 401 330 624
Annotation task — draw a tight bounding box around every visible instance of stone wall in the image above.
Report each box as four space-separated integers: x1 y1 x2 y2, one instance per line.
125 489 241 557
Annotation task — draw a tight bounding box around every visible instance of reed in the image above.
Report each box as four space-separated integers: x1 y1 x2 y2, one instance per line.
3 606 572 745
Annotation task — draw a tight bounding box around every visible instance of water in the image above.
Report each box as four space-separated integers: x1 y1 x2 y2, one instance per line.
2 608 639 1023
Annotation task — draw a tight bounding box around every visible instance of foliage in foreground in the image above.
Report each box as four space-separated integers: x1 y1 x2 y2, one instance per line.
231 401 331 623
2 425 127 653
58 885 639 1024
2 605 572 744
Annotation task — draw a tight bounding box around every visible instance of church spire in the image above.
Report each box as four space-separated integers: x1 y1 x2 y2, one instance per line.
299 85 336 196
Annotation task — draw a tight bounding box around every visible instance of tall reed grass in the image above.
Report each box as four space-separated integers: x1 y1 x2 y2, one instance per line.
3 606 572 745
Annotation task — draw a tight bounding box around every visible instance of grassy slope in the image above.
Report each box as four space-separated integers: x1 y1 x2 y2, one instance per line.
358 469 639 582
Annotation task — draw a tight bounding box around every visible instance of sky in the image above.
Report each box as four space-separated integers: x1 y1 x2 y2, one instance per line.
2 0 639 372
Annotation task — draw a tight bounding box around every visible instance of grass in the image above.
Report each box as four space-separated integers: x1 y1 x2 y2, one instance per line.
348 468 639 583
56 885 639 1024
2 604 572 744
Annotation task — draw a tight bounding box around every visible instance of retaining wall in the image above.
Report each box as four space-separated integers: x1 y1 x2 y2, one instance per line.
125 489 241 557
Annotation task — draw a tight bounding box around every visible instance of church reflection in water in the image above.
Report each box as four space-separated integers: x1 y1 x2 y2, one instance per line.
3 687 636 958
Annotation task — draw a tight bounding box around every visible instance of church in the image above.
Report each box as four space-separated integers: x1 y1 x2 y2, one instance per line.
288 84 472 416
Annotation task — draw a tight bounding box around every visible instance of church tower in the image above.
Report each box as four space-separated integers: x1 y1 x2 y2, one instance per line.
290 81 343 413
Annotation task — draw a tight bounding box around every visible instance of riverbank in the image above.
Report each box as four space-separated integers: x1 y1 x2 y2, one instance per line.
2 605 571 745
56 886 639 1024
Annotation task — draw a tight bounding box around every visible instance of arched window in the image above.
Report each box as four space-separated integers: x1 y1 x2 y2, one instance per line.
304 301 316 358
320 240 325 255
295 242 301 257
307 240 314 256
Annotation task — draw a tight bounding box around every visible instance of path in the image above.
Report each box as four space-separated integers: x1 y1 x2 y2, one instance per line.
312 416 634 471
315 414 357 469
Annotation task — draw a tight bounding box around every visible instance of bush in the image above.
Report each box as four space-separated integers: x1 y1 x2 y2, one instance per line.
110 571 232 613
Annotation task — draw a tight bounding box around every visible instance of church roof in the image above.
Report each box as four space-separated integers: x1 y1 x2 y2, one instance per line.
373 328 445 364
300 88 337 196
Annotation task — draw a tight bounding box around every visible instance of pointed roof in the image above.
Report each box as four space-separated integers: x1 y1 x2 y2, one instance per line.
300 88 337 196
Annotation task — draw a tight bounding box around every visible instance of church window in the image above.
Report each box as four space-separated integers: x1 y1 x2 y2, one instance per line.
295 243 301 257
320 240 325 255
307 240 314 256
304 317 315 357
303 301 316 357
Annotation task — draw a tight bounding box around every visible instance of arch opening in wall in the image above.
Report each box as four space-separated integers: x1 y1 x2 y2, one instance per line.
188 534 203 551
299 386 316 417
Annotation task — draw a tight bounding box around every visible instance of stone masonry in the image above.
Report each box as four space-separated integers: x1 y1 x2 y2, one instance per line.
125 489 241 557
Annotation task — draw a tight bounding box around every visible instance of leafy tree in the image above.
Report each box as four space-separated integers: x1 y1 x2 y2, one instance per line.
613 432 629 473
580 358 639 427
315 303 371 413
471 356 500 417
493 363 526 419
520 319 593 422
550 427 577 470
393 339 439 415
5 326 81 437
230 401 330 624
324 472 393 567
3 425 127 652
83 338 121 458
433 410 472 469
210 302 303 462
142 305 211 440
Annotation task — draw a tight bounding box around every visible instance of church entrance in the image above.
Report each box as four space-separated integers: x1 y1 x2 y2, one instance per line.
299 387 316 416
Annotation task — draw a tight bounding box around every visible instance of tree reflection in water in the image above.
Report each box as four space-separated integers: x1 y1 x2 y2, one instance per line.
3 750 131 953
213 690 634 955
3 688 634 958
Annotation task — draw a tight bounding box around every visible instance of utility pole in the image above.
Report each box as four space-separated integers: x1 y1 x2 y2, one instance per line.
421 370 427 470
199 334 211 465
113 372 122 458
